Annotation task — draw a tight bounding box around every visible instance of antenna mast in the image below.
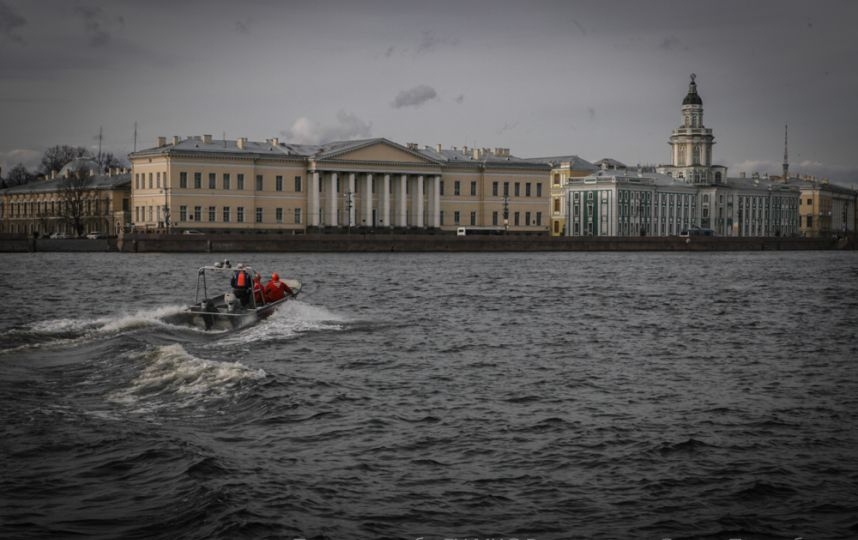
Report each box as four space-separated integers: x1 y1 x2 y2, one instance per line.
133 122 138 152
782 124 789 181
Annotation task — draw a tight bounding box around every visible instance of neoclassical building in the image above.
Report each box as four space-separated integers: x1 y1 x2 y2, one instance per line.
129 137 550 234
565 75 800 237
0 158 130 237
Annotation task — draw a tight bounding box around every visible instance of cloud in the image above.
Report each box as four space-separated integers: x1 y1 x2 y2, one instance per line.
496 121 519 135
455 94 464 104
391 84 437 109
0 0 26 44
1 147 42 173
235 19 251 34
284 111 372 145
384 45 395 58
415 30 457 56
74 5 124 47
659 35 687 51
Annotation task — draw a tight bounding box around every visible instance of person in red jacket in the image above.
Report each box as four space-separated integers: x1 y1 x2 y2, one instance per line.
264 272 294 301
252 273 266 305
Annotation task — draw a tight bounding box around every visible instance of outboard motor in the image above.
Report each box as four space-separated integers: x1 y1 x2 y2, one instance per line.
224 291 239 312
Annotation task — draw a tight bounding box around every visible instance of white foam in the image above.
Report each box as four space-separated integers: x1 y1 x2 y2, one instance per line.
111 343 265 409
210 300 347 347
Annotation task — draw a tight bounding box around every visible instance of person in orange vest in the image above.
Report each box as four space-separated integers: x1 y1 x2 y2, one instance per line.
264 272 294 302
230 264 252 306
252 272 266 305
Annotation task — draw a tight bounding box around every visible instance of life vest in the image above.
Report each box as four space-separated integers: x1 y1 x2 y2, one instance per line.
236 271 247 288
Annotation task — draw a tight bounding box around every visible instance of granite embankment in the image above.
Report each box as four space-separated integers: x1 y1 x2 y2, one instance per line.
1 233 852 253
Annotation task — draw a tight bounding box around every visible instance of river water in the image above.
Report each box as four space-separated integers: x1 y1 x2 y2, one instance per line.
1 251 857 540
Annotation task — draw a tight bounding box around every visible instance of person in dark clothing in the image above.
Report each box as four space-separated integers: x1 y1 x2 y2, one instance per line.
230 264 252 307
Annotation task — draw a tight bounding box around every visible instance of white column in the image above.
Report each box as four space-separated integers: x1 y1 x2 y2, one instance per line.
382 174 391 227
431 175 441 228
364 173 373 226
348 173 356 227
415 175 424 227
328 173 338 226
310 171 320 226
398 174 407 227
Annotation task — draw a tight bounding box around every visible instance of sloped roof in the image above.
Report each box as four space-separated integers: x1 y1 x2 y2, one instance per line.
2 172 130 195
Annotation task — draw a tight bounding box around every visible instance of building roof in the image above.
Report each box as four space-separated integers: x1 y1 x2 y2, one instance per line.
1 171 130 195
523 154 598 171
682 76 703 106
131 136 549 171
784 178 857 196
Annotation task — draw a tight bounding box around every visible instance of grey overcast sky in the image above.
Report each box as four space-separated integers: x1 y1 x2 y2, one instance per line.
1 0 857 186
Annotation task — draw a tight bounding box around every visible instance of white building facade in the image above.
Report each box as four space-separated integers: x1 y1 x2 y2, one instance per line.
565 76 800 237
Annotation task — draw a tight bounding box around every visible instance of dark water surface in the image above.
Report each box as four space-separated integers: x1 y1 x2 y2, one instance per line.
1 251 857 540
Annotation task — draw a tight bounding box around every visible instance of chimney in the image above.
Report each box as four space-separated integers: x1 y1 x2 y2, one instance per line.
435 144 442 153
156 136 166 147
271 137 279 146
406 142 418 150
203 134 212 144
172 136 181 145
472 148 481 160
237 137 247 150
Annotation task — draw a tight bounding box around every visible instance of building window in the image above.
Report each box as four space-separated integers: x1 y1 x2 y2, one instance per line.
492 182 498 196
514 211 520 226
223 173 230 190
208 206 216 222
179 205 187 221
470 211 476 226
179 172 188 189
208 173 216 189
536 183 542 197
514 182 520 196
492 211 498 226
536 212 542 226
255 175 263 191
193 206 201 221
294 176 302 192
525 211 531 225
470 181 477 196
237 174 244 190
237 207 245 223
276 176 283 192
807 216 813 227
294 208 301 224
276 208 283 223
554 198 560 212
223 206 231 222
454 211 460 224
440 181 444 196
525 183 531 197
156 171 161 188
553 173 560 185
454 181 460 196
503 182 509 197
256 207 263 223
147 173 152 189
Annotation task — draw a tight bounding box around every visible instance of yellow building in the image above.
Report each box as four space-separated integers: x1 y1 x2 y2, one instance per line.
129 136 550 234
0 158 130 237
526 155 598 235
789 177 857 237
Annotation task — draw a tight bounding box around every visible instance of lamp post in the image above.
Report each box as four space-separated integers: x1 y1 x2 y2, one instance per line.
503 196 509 233
162 186 171 233
344 191 353 233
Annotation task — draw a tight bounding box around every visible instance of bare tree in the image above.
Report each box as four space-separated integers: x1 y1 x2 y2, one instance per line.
40 145 92 176
100 152 128 171
58 166 91 237
4 163 35 186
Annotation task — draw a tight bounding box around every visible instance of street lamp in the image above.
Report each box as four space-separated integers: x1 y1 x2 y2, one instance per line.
162 186 171 233
344 191 353 232
503 196 509 232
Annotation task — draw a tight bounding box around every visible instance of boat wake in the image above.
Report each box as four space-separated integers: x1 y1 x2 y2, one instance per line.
209 300 348 347
109 343 266 414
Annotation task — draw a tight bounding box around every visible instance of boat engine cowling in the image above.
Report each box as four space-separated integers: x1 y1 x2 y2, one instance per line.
224 292 239 312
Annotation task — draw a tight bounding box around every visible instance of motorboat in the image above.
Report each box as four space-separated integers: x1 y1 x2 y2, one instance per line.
165 259 302 331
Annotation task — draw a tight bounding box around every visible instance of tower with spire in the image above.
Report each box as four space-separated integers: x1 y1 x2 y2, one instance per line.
658 74 726 184
782 124 789 181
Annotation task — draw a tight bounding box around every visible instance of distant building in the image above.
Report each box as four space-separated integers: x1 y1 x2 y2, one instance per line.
0 158 130 237
564 75 800 237
128 137 550 234
787 177 857 237
525 155 597 235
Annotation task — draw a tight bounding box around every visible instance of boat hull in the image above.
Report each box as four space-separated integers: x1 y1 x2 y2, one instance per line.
165 295 288 331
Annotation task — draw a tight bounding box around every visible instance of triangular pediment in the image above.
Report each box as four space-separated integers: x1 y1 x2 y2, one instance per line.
317 139 439 165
